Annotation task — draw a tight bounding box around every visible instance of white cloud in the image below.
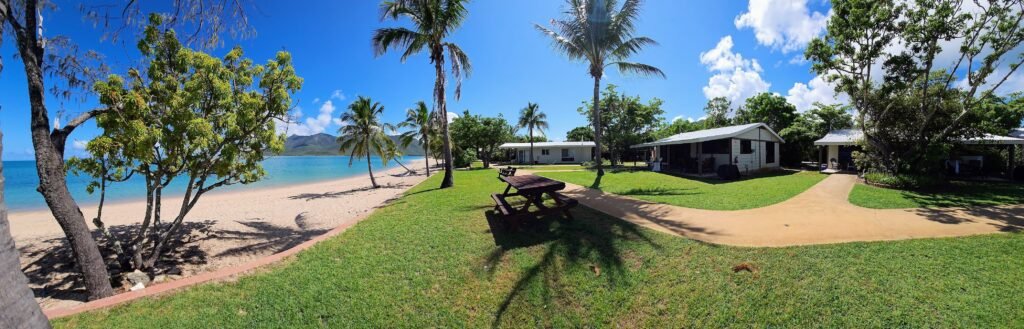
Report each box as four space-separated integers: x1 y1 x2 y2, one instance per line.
330 90 346 101
735 0 829 53
278 100 338 136
700 36 771 107
788 55 808 66
786 75 850 112
312 97 321 104
447 111 459 124
72 139 89 151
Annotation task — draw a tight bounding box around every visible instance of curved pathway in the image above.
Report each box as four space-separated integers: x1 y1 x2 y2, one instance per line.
539 172 1023 246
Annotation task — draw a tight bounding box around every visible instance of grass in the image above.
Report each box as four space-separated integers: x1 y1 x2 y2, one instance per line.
55 170 1024 328
849 181 1024 209
536 170 827 210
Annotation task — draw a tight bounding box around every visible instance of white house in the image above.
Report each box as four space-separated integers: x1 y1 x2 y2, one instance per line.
814 129 1024 174
498 141 595 165
630 123 784 175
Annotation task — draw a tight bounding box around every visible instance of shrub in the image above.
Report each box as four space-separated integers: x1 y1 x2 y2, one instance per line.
863 171 944 189
453 148 476 168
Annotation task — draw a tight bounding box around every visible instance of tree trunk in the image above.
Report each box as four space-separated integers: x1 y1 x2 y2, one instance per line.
529 127 534 165
423 134 431 177
0 132 53 329
592 76 605 176
12 9 114 300
367 152 378 188
434 53 455 188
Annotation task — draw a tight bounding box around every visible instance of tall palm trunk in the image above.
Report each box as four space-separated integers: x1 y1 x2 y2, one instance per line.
0 132 52 329
13 14 114 299
592 74 605 176
423 134 431 177
367 145 379 188
434 50 455 188
529 126 534 164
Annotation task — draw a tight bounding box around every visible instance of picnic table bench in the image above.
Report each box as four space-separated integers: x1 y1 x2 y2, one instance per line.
491 174 578 230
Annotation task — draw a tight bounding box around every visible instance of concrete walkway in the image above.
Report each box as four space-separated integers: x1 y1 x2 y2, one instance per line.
550 173 1024 247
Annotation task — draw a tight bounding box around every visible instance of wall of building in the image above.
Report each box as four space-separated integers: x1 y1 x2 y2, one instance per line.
511 146 592 164
827 145 839 169
730 138 781 173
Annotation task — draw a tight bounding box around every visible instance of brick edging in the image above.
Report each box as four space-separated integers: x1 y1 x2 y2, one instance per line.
43 218 359 319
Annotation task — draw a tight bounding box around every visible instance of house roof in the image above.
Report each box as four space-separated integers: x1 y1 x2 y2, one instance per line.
1011 128 1024 138
813 129 864 145
814 129 1024 146
630 123 784 149
498 141 595 149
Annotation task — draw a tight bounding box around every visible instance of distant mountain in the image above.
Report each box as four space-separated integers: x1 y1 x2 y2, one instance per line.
282 133 425 156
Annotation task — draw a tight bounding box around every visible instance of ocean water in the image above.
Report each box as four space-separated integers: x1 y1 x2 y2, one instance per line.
1 156 423 211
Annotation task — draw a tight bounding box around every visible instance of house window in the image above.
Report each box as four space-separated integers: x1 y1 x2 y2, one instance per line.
700 139 730 154
541 149 550 155
741 140 753 154
766 142 776 163
561 148 574 162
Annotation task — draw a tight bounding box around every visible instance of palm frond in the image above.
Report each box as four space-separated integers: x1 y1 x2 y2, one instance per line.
446 42 472 99
372 27 428 60
611 36 658 60
611 61 665 78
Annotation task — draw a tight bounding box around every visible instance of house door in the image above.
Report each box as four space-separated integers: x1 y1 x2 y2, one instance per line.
518 150 525 164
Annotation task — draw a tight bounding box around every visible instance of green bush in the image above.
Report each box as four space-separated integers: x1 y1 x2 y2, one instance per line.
863 171 944 189
452 148 476 168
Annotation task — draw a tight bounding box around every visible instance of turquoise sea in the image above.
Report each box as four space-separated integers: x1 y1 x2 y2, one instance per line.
2 156 422 211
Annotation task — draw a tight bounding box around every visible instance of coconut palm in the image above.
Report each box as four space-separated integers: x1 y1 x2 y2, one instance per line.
373 0 472 189
398 101 434 176
517 103 548 164
536 0 664 175
381 142 417 175
337 97 396 188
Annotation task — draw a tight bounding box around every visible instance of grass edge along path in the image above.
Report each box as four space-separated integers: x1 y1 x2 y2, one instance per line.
849 181 1024 209
536 169 827 210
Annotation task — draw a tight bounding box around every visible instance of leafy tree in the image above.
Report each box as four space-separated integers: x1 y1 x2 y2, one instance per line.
566 126 594 141
0 132 51 329
806 0 1024 174
450 111 515 168
653 118 702 140
517 103 549 164
536 0 665 175
810 103 855 135
703 97 732 128
579 85 665 165
399 101 434 176
1 0 255 299
373 0 472 188
733 92 797 132
338 97 396 188
76 16 301 270
513 135 549 143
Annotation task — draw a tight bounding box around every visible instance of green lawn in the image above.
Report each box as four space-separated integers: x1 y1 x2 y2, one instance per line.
849 181 1024 209
536 170 827 210
56 169 1024 328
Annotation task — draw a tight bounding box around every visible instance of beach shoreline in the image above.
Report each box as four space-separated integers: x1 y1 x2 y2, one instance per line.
11 159 433 310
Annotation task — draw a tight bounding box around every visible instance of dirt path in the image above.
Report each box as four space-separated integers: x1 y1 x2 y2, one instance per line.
526 170 1023 246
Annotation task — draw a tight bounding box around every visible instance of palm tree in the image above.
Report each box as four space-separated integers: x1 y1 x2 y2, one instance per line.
373 0 472 189
517 103 548 164
536 0 664 175
337 97 396 188
399 101 433 176
381 142 417 175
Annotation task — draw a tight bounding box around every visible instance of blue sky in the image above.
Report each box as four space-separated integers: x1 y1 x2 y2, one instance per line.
0 0 843 160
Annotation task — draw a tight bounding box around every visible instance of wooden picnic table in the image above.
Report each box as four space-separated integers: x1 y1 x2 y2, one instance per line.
491 175 577 230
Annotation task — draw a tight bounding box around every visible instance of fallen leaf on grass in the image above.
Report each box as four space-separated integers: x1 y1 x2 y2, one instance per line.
590 264 601 277
732 262 756 273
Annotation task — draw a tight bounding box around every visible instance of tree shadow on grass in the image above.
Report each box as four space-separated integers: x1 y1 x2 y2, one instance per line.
481 206 661 328
914 205 1024 232
617 186 698 197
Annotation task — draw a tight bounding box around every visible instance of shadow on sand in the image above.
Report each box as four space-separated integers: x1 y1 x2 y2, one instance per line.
19 212 333 304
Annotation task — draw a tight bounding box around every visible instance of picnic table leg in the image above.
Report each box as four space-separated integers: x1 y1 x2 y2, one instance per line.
546 191 574 220
503 183 513 196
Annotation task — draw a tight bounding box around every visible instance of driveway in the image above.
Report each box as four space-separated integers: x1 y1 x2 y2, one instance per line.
548 172 1024 246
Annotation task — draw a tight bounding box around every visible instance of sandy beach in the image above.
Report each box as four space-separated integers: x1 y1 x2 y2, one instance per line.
10 159 432 310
